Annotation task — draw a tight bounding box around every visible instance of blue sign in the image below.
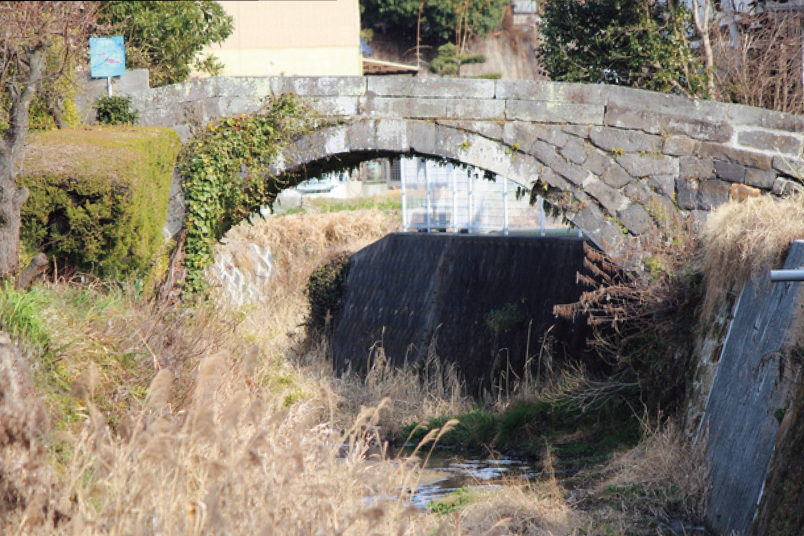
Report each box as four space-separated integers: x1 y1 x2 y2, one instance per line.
90 36 125 78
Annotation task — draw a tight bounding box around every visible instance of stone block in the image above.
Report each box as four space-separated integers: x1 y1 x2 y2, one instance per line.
585 149 614 176
624 180 652 205
508 153 543 184
680 156 715 180
219 96 262 116
663 135 697 156
617 203 652 235
585 178 626 214
376 119 410 152
368 97 447 118
496 80 607 105
676 178 698 210
561 137 588 165
309 96 360 116
408 120 438 155
434 126 472 161
699 180 732 210
738 129 803 155
530 141 587 185
563 125 590 138
607 85 728 122
648 174 676 198
601 162 632 188
699 143 773 170
617 154 679 177
367 76 413 97
272 76 367 96
663 116 733 142
532 125 570 147
744 167 777 189
459 135 512 178
347 120 377 151
727 103 804 132
323 125 349 156
714 160 746 183
574 204 625 249
505 100 605 125
444 99 506 120
216 77 274 99
773 156 804 178
502 121 543 153
540 167 571 190
411 78 495 99
604 104 662 134
589 126 663 153
772 178 804 197
437 120 504 140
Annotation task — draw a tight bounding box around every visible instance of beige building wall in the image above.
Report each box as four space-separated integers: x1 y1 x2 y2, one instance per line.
204 0 362 77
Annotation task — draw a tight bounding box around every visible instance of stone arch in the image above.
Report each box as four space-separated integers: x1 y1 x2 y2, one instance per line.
128 76 804 254
272 118 669 251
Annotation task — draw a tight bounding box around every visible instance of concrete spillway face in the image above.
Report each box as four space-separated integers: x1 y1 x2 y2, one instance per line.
329 233 597 393
703 241 804 535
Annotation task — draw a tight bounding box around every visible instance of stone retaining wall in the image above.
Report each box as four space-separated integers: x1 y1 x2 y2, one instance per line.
125 76 804 251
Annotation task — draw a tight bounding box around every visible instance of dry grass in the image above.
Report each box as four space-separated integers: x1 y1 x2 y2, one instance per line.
701 195 804 319
324 342 473 441
458 477 582 536
578 421 710 534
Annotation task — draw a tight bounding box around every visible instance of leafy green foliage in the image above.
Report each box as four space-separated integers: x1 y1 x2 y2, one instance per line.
94 96 140 125
484 303 526 335
361 0 508 44
306 252 352 333
538 0 707 96
19 127 180 277
97 1 233 87
178 95 320 292
430 43 486 77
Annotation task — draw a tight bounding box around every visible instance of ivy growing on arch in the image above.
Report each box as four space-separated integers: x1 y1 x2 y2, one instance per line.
177 94 320 292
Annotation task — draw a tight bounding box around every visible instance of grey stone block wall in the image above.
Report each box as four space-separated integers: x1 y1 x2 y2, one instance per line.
125 75 804 253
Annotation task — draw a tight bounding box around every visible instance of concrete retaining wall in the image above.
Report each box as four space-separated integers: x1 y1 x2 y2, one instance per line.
330 233 595 391
699 241 804 535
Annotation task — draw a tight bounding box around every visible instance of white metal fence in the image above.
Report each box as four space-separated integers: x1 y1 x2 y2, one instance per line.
399 157 578 236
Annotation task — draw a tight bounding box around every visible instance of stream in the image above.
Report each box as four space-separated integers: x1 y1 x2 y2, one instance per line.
402 450 540 509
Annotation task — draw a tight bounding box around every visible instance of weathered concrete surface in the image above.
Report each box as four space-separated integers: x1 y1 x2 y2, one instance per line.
330 233 595 391
701 241 804 535
122 76 804 253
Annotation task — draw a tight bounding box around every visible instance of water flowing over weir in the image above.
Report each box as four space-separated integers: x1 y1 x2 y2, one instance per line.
330 233 596 391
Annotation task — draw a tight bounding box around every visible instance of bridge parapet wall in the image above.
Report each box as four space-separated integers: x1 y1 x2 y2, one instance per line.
130 76 804 247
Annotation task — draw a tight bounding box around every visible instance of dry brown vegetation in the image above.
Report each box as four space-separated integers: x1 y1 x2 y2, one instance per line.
701 195 804 320
0 204 716 535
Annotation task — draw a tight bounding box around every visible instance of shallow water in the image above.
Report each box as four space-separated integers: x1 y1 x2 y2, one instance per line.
403 450 540 509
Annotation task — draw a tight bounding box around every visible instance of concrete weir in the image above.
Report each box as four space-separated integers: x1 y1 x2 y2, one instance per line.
330 233 595 391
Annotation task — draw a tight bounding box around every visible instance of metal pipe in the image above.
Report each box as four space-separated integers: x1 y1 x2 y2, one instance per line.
401 158 408 232
451 166 457 232
425 160 431 233
770 269 804 282
468 173 474 234
502 176 509 236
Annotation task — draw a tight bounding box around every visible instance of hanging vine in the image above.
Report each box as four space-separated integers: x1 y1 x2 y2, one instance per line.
177 94 320 292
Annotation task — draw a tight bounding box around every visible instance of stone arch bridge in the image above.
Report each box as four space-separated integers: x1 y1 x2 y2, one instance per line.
130 76 804 250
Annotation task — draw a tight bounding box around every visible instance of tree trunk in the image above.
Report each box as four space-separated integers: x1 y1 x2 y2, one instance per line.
0 161 28 277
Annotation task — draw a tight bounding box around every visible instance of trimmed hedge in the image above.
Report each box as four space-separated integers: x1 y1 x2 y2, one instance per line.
19 126 180 277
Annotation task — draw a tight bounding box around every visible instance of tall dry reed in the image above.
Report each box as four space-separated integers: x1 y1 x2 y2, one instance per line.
701 195 804 319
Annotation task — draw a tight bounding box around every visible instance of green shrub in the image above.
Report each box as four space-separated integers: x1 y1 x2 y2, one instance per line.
19 127 180 277
306 252 352 333
94 96 140 125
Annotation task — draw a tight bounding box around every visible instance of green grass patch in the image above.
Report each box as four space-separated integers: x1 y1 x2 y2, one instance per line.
403 392 642 471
